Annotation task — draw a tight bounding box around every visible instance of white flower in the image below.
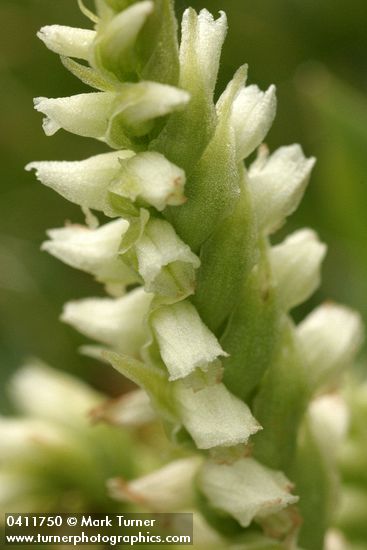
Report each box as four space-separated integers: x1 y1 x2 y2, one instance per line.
37 25 96 60
174 381 261 450
180 8 227 94
230 83 276 161
248 144 316 233
42 219 138 287
296 303 364 390
134 218 200 298
108 457 202 511
198 458 298 528
109 152 186 211
151 300 227 381
9 361 101 426
61 288 153 357
270 229 327 310
26 151 134 215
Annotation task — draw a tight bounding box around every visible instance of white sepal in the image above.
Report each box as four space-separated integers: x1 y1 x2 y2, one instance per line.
134 219 200 298
109 152 186 211
34 92 115 138
9 361 101 426
296 303 364 390
199 458 298 527
174 381 261 450
270 229 327 310
37 25 96 60
151 301 227 381
93 1 154 74
42 219 138 287
248 144 316 233
61 288 153 357
26 151 134 215
180 8 227 93
231 84 276 161
91 389 156 427
108 457 202 511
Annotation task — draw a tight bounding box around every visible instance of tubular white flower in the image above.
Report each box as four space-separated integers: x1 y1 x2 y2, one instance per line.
26 151 134 214
93 1 154 76
248 144 316 233
230 84 277 161
199 458 298 528
9 361 101 426
296 303 364 390
42 219 138 287
133 218 200 298
174 382 261 450
34 92 115 138
270 229 327 310
34 83 190 145
91 389 156 427
109 152 186 211
151 301 227 381
61 288 153 357
37 25 96 60
108 457 202 511
180 8 227 93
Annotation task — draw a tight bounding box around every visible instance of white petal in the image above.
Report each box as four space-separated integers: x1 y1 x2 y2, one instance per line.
109 152 186 211
34 92 115 137
174 381 261 450
9 361 100 425
108 457 202 511
270 229 327 310
248 144 316 233
134 218 200 298
37 25 96 60
296 303 364 389
151 301 227 381
180 8 227 93
42 219 138 286
231 84 276 161
91 389 156 427
94 1 154 74
199 458 298 527
61 288 152 357
26 151 134 214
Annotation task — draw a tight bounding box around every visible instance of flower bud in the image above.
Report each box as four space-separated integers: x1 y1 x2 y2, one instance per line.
93 1 154 78
37 25 96 60
248 144 315 233
91 389 156 427
231 84 276 161
61 288 152 357
26 151 134 215
109 152 186 211
151 300 227 381
42 219 138 287
270 229 327 310
296 303 364 390
198 458 298 527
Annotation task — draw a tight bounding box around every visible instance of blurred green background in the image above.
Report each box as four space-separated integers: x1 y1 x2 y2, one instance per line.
1 0 366 407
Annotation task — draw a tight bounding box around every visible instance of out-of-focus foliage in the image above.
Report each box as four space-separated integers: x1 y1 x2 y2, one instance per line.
1 0 366 402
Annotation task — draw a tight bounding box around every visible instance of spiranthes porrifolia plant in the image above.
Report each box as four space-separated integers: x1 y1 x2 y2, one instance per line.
27 1 364 548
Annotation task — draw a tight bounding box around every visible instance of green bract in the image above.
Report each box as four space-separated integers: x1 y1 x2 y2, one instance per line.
30 1 364 548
